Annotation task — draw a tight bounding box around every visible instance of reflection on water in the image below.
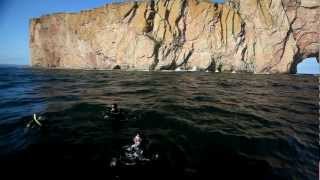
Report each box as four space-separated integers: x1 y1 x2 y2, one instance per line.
0 67 318 179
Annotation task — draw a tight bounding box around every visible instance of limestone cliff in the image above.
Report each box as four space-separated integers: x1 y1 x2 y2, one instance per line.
30 0 319 73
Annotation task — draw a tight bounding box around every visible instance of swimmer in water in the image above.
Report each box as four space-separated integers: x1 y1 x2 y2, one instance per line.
111 103 119 114
125 133 144 160
104 103 121 119
26 114 43 128
104 103 125 132
110 103 123 121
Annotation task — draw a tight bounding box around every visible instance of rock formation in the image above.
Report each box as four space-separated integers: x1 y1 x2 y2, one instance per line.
30 0 319 73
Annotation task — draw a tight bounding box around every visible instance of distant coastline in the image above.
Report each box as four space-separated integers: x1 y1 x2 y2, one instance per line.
0 64 30 68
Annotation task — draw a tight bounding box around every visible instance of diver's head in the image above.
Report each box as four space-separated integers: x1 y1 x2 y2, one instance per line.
134 133 142 143
111 103 118 112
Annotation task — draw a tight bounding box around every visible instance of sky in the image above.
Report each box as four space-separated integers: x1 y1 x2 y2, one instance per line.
0 0 318 74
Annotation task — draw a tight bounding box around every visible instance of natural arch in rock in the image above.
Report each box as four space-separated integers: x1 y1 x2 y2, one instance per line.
295 57 319 74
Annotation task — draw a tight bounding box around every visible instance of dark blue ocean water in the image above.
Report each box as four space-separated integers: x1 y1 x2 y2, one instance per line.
0 66 318 179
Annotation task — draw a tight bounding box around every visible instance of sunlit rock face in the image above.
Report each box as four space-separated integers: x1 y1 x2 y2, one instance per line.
30 0 319 73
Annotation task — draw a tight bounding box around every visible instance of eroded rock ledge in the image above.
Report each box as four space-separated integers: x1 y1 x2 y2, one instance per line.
30 0 319 73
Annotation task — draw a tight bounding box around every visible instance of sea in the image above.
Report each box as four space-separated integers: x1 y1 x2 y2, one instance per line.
0 65 318 179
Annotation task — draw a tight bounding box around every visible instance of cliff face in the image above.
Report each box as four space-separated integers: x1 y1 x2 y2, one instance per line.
30 0 319 73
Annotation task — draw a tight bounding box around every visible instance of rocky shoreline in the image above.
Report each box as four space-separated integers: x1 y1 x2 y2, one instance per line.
30 0 319 74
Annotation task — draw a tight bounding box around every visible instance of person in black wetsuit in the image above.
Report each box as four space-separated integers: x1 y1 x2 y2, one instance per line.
110 104 122 120
110 104 119 114
26 114 44 128
104 103 124 131
104 104 121 119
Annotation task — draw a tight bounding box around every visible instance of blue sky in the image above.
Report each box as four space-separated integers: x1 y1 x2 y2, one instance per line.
0 0 318 74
